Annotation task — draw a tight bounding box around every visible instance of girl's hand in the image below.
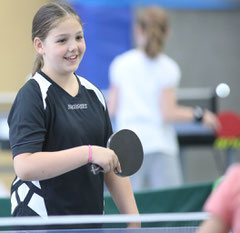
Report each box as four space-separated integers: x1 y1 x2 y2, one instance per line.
91 146 121 173
203 110 221 131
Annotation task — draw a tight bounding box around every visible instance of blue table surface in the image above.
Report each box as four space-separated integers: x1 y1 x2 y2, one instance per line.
173 122 214 136
3 227 198 233
0 114 214 141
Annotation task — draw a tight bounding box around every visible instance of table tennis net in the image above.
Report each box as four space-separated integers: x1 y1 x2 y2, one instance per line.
0 212 208 232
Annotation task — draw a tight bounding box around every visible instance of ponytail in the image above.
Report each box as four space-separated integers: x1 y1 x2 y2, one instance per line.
136 7 169 59
32 54 43 76
145 25 165 58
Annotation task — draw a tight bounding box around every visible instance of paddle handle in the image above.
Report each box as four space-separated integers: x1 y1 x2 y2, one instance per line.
90 164 104 175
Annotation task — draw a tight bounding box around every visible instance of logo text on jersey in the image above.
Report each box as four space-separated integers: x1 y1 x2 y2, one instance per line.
68 104 88 110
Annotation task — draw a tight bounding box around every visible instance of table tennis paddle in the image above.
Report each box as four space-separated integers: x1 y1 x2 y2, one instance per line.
90 129 144 177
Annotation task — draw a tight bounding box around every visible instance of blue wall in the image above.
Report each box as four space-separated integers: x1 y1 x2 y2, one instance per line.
72 5 133 89
71 0 240 90
70 0 240 9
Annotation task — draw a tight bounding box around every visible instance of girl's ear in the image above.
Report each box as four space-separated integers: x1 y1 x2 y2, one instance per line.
34 37 45 55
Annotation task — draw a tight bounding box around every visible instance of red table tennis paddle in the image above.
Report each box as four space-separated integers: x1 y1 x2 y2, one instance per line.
90 129 144 177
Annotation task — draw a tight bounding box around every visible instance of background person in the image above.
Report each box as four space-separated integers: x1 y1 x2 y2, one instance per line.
108 6 220 191
7 2 140 229
197 163 240 233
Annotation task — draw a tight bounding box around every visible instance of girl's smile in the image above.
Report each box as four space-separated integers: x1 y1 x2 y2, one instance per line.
64 55 78 63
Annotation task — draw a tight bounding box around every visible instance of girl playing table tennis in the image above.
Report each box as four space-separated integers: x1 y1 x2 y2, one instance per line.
8 1 139 228
108 6 220 191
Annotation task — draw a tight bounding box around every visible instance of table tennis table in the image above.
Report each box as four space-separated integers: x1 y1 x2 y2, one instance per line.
3 227 198 233
0 115 215 150
174 122 215 146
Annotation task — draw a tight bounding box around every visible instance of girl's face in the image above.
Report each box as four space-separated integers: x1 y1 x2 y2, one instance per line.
39 17 86 77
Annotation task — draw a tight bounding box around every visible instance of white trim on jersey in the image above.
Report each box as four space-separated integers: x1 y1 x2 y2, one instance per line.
28 193 48 218
78 76 106 111
32 73 52 110
11 180 47 217
11 191 17 214
12 177 20 186
18 183 30 202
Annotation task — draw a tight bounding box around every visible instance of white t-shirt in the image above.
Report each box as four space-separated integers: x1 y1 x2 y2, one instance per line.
109 49 181 156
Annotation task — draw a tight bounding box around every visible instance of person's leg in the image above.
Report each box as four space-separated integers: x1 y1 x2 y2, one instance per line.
226 149 239 169
130 156 148 191
147 152 183 189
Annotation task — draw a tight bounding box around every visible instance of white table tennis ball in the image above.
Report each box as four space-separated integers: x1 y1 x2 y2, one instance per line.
216 83 230 98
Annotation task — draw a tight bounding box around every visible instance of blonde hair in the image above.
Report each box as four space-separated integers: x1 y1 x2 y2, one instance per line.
32 1 82 75
136 6 169 58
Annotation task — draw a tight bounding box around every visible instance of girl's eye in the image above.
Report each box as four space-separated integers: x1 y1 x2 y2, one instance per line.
76 35 83 40
57 39 66 43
